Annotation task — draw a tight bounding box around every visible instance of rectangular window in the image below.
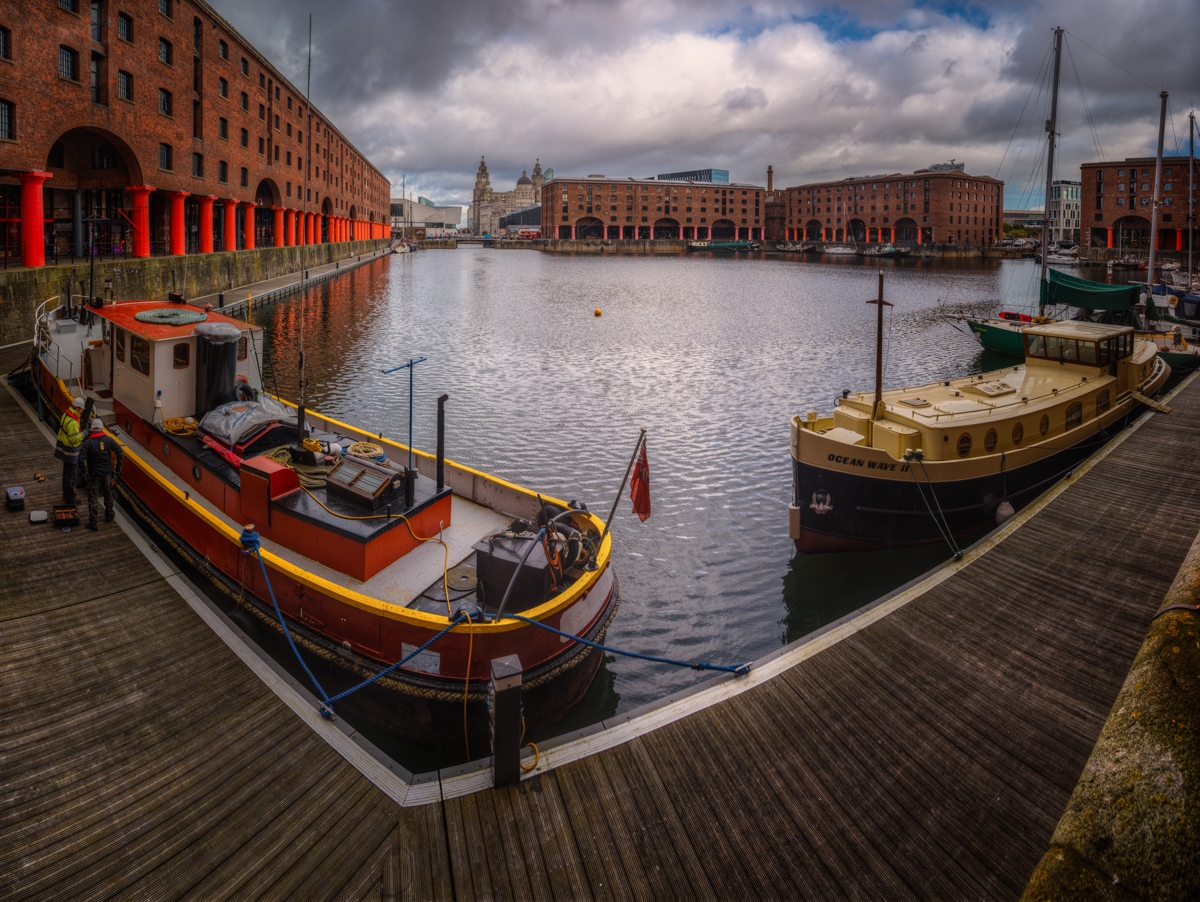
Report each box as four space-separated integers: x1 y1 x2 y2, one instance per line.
158 0 170 16
287 96 292 110
193 56 200 92
158 37 171 65
240 91 247 110
89 53 101 102
115 328 125 361
274 114 279 129
0 26 11 59
173 343 189 368
158 142 171 170
130 335 150 376
286 182 291 198
217 39 227 59
257 136 263 154
117 69 132 100
191 100 200 136
192 152 202 176
116 12 132 42
218 116 226 138
218 160 227 183
60 0 78 10
285 151 291 165
90 1 102 41
217 77 227 98
239 127 247 147
273 145 278 161
240 57 248 75
239 167 247 187
158 88 171 115
59 46 79 81
258 103 264 120
0 100 13 140
258 72 264 88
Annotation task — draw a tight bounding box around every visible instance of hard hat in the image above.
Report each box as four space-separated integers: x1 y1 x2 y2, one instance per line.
90 419 104 432
72 397 85 408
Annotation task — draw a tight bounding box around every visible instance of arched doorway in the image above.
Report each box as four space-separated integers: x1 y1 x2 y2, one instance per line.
1114 215 1151 250
653 218 680 239
711 218 735 240
894 218 918 243
575 217 604 239
348 204 357 240
254 180 280 247
805 220 822 241
321 197 333 243
36 126 142 260
847 219 867 242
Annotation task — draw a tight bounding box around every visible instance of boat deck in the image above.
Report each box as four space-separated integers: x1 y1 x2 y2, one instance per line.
126 428 510 606
6 335 1200 899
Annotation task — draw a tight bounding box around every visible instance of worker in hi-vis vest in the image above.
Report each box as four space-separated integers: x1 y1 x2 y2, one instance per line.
55 397 86 504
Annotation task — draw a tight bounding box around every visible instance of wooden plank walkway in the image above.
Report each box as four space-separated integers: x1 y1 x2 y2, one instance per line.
4 332 1200 899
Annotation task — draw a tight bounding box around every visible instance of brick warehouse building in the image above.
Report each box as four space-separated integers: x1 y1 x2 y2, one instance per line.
1080 156 1196 254
538 175 766 241
780 168 1004 246
0 0 389 268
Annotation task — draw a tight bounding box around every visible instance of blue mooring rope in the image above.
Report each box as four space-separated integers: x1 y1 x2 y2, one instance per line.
502 613 752 675
236 528 752 722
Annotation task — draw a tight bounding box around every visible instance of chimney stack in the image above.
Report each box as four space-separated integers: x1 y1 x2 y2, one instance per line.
767 165 774 194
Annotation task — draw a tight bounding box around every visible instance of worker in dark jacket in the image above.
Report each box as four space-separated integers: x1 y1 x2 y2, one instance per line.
79 419 124 530
55 397 86 503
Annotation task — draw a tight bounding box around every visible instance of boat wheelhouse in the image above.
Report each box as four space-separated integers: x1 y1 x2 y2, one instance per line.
790 320 1169 552
32 297 619 749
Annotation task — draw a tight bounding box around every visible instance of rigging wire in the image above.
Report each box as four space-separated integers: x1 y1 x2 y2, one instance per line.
994 41 1053 181
1064 36 1104 163
1004 49 1053 201
1064 29 1155 92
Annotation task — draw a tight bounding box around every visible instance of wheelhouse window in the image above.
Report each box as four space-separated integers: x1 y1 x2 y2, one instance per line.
115 327 125 361
172 342 189 368
130 336 150 376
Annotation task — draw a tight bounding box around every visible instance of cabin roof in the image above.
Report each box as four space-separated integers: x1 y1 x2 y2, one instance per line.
1021 320 1132 340
93 302 261 341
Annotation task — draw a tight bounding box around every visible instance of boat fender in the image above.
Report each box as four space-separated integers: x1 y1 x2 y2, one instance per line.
995 500 1015 525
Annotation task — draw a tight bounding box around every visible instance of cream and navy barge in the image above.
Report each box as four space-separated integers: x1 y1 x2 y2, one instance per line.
790 321 1170 553
31 298 619 750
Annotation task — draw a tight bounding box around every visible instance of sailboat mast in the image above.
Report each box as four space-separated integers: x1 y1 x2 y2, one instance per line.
1040 26 1063 300
1189 109 1195 282
1146 91 1168 293
297 13 311 446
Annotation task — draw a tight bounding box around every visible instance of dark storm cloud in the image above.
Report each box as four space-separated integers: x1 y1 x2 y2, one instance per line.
208 0 1200 207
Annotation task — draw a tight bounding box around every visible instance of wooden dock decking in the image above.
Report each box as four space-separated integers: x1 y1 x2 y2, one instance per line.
4 334 1200 900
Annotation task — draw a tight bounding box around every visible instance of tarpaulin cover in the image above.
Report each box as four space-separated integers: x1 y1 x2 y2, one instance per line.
199 397 297 449
1039 269 1138 311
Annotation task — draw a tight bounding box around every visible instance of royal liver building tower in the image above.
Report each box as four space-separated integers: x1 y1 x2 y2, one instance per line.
470 158 545 234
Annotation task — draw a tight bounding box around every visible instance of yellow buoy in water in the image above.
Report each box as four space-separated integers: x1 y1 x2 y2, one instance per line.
594 308 602 317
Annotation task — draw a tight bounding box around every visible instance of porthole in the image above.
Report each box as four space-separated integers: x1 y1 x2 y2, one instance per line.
1039 414 1050 436
1096 390 1110 415
192 464 202 482
163 442 170 457
124 418 131 433
956 433 972 457
1012 422 1024 446
984 429 998 453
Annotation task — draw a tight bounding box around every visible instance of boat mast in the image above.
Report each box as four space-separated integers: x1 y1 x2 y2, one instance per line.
1040 26 1063 304
1146 91 1168 295
297 14 311 446
1189 109 1195 283
868 269 892 426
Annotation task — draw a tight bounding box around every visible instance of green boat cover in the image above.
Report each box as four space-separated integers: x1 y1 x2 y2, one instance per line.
1038 269 1138 311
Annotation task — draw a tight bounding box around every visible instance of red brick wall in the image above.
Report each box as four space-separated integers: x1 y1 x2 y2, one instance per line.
782 171 1004 244
1080 157 1193 250
0 0 388 226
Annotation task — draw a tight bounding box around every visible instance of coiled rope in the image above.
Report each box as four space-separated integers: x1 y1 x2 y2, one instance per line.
164 417 198 436
346 441 385 461
134 308 207 325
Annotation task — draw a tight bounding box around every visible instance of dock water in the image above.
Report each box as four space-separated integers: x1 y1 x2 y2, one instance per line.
4 333 1200 899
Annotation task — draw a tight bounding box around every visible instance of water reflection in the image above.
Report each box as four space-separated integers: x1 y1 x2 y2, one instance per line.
255 248 1039 761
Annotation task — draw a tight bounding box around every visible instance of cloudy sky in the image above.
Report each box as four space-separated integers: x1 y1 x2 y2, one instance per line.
209 0 1199 210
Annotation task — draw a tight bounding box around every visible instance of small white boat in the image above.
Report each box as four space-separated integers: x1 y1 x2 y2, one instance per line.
823 245 858 256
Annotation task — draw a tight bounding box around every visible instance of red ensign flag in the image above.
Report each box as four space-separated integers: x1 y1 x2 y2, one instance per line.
630 441 651 522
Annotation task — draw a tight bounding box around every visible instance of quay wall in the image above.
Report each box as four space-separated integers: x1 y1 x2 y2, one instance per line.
0 241 389 347
1022 532 1200 901
484 238 1014 258
416 239 459 250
